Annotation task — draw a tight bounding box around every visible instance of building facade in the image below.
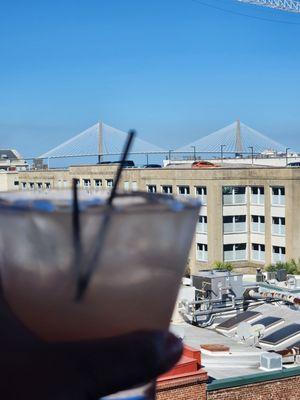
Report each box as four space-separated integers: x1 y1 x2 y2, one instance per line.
9 164 300 273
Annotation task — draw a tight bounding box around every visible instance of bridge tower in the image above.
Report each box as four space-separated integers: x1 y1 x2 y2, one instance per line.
98 122 103 164
235 119 243 157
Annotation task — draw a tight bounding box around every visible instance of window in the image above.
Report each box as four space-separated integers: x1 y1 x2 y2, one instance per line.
37 182 43 190
235 187 246 195
224 243 247 261
132 182 138 191
272 246 286 262
106 179 114 188
94 179 102 188
272 187 285 206
147 185 157 193
178 186 190 195
21 182 27 190
272 217 285 236
252 215 265 233
124 181 138 191
14 181 19 186
29 182 35 190
197 215 207 234
161 185 173 194
45 182 51 189
196 243 208 262
83 179 91 188
223 215 246 234
252 243 265 262
223 216 246 223
272 187 285 196
195 186 207 205
223 186 246 205
251 186 264 205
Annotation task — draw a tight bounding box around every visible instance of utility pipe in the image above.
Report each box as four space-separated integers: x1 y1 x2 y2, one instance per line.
249 289 300 307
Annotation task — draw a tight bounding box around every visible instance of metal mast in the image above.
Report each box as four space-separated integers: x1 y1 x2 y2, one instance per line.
238 0 300 13
235 119 243 156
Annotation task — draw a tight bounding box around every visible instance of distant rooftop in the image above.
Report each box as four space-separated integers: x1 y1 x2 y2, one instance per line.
165 162 270 169
0 149 21 161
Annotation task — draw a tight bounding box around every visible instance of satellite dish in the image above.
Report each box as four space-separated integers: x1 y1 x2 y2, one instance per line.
251 324 265 339
236 322 253 341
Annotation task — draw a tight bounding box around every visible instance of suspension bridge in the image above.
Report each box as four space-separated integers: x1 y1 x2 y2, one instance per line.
175 120 287 156
39 122 166 161
37 120 288 167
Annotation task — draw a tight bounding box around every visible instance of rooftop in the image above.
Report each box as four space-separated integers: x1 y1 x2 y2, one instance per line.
0 150 21 161
172 287 300 381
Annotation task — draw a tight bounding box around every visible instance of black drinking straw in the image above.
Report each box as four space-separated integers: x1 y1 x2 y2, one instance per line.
75 130 136 301
72 179 80 241
72 179 82 285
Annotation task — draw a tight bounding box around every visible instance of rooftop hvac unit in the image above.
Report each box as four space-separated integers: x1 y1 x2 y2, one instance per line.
276 269 287 282
266 271 277 281
260 352 282 371
191 270 243 301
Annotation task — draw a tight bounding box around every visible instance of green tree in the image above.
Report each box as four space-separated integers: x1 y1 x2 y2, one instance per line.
265 259 300 275
213 261 234 271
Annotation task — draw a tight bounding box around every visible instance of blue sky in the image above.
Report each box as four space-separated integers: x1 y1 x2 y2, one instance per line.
1 0 300 157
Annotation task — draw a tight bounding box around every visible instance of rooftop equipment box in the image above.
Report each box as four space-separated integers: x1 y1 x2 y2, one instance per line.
260 352 282 371
192 270 243 301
